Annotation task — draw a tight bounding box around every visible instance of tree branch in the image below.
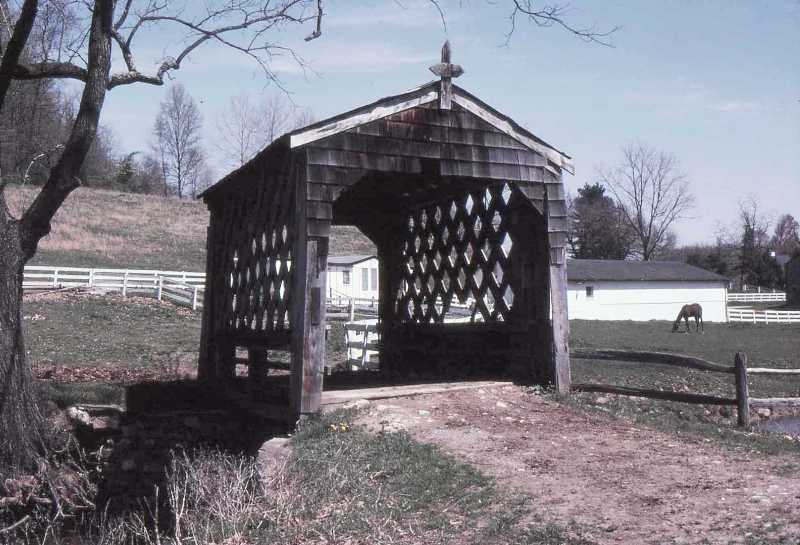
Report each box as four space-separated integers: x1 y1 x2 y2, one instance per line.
20 0 115 257
0 0 39 108
507 1 620 46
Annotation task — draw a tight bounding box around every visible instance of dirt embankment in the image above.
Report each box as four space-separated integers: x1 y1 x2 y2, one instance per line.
356 385 800 545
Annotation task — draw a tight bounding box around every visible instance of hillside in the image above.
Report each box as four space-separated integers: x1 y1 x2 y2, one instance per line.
6 185 375 271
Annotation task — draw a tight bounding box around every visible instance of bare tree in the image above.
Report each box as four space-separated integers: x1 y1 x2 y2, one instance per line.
771 213 800 257
600 143 694 260
0 0 614 472
738 197 781 288
0 0 325 472
215 91 313 169
153 84 204 198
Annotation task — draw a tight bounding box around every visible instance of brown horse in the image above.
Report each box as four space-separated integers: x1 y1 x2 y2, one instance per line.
672 303 703 333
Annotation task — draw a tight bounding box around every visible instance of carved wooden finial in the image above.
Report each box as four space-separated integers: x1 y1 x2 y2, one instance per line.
429 41 463 110
442 40 451 64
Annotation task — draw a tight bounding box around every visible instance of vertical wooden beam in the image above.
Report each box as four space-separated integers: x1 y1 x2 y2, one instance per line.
541 179 571 393
734 352 750 428
376 229 398 379
290 156 328 415
549 251 571 393
198 207 217 380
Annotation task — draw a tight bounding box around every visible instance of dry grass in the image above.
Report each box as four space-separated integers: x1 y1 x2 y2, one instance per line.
6 185 375 271
60 412 593 545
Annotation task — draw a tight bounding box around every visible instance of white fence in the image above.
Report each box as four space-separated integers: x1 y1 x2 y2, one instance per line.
23 266 205 310
727 292 786 303
727 308 800 324
345 320 380 370
157 277 204 310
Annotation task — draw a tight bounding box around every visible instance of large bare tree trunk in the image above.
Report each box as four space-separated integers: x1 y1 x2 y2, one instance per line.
0 195 44 471
0 0 113 471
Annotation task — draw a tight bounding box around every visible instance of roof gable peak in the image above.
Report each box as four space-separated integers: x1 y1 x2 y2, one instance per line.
288 83 574 175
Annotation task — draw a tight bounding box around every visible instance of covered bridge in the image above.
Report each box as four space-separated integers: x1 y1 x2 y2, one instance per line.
198 45 574 419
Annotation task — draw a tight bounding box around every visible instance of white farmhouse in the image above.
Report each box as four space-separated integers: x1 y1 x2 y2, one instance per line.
566 259 728 322
326 255 379 302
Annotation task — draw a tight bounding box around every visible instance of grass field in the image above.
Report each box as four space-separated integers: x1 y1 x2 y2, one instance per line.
7 184 375 270
571 320 799 398
567 319 800 454
26 290 799 419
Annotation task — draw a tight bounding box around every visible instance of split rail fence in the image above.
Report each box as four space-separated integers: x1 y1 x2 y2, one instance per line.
572 350 800 428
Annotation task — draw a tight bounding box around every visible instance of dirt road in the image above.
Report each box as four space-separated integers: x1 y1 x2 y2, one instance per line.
356 385 800 545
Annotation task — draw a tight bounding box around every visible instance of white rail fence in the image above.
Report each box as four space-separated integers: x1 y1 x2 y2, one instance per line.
727 308 800 324
23 266 205 310
727 292 787 303
157 277 204 310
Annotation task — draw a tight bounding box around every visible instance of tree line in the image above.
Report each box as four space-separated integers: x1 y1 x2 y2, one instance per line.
568 143 798 289
2 80 312 198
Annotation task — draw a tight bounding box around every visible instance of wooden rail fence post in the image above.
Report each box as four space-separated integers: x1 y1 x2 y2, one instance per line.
157 277 163 301
734 352 750 428
122 271 129 297
191 285 199 310
88 268 95 288
52 268 59 288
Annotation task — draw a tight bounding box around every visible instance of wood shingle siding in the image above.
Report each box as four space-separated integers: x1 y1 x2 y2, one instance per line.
199 77 573 419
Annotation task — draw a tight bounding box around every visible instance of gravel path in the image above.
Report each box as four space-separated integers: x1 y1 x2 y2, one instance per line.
356 385 800 545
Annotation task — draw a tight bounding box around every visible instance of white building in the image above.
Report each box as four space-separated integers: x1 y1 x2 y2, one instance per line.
327 255 379 302
566 259 728 322
325 256 729 322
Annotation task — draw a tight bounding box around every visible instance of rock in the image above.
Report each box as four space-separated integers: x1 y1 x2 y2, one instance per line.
66 407 92 427
418 409 431 416
756 408 771 419
258 437 291 470
596 396 610 405
343 399 370 410
495 401 509 409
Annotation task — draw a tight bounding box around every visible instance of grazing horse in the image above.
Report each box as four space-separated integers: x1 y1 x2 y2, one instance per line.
672 303 704 333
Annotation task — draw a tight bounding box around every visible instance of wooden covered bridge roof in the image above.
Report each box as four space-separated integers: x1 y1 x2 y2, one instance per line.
201 79 574 258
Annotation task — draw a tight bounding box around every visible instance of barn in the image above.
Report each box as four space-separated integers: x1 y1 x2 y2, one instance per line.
197 43 574 418
566 259 728 322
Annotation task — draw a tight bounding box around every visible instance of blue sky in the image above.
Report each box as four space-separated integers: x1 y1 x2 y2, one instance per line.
99 0 800 246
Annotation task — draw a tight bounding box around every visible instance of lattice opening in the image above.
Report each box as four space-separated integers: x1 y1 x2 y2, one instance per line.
218 177 295 335
394 183 517 324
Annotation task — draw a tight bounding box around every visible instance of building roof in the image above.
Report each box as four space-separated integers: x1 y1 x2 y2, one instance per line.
328 255 376 266
286 81 573 175
567 259 728 283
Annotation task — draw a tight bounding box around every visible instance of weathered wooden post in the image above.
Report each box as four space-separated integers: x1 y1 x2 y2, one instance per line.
734 352 750 428
122 270 129 297
157 276 163 301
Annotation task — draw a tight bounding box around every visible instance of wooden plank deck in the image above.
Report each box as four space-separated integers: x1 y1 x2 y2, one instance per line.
320 380 512 407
